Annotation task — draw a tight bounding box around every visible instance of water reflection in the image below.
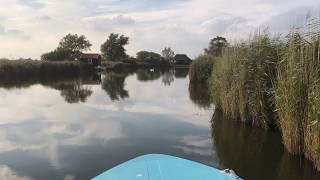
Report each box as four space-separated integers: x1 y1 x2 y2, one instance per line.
0 68 319 180
211 110 320 180
0 73 215 180
136 68 162 81
50 81 93 103
162 69 175 86
189 82 212 108
0 68 191 104
174 67 189 78
102 72 129 101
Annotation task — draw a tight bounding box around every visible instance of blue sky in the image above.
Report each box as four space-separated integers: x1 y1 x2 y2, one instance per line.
0 0 319 59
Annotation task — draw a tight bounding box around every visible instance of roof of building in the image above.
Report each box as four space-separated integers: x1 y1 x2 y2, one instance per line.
80 53 101 59
174 54 191 61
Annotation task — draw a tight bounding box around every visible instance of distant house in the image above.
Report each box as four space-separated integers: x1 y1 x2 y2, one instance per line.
174 54 192 65
79 53 102 67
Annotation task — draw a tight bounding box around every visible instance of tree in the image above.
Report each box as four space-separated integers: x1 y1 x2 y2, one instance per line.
58 34 92 60
161 47 175 63
136 51 162 63
41 47 73 61
205 36 228 57
41 33 92 61
100 33 129 61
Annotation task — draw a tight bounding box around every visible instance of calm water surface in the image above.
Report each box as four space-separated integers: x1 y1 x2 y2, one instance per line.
0 68 319 180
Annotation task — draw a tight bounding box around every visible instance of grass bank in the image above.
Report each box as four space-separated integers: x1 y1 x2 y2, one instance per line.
0 59 94 88
209 21 320 170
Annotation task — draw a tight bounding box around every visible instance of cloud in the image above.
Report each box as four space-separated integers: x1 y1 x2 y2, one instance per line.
200 15 252 37
37 15 51 21
0 24 31 40
0 24 5 34
17 0 45 9
263 6 320 33
83 15 136 32
0 0 319 59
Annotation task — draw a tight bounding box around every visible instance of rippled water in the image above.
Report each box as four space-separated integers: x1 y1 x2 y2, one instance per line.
0 68 319 180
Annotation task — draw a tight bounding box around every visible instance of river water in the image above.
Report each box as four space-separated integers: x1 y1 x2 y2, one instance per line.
0 68 319 180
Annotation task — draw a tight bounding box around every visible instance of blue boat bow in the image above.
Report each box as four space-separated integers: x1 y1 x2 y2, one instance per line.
93 154 244 180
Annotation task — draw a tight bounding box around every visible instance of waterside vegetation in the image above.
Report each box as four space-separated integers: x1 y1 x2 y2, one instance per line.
0 59 90 85
207 21 320 170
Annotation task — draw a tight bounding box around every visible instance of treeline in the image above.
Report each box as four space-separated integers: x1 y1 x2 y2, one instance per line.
41 33 177 66
207 21 320 170
0 59 93 88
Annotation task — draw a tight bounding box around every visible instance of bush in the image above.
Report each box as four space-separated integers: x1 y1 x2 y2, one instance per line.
189 54 214 82
136 51 170 66
41 48 73 61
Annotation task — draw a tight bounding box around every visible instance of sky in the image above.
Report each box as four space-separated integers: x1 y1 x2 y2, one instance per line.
0 0 319 59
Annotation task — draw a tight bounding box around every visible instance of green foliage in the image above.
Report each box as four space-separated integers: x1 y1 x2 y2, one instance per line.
136 51 161 62
41 34 92 61
210 33 279 128
41 47 73 61
100 33 129 61
205 36 228 57
275 22 320 169
58 34 92 59
0 59 93 88
209 20 320 170
136 51 170 66
189 54 214 82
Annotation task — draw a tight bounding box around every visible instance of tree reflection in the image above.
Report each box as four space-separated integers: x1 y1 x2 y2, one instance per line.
51 80 93 103
211 110 320 180
102 72 129 101
136 68 161 81
174 68 189 78
188 82 212 108
162 69 175 86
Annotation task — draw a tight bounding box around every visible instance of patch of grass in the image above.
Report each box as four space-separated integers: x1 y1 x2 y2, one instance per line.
0 59 92 89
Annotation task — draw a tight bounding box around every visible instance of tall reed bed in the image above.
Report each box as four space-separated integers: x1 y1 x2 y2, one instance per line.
275 21 320 169
210 20 320 170
210 34 279 128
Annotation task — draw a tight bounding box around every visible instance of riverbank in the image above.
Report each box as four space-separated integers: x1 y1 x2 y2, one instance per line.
0 59 105 90
190 21 320 170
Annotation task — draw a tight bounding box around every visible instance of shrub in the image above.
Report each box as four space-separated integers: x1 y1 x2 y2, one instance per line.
189 54 214 82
